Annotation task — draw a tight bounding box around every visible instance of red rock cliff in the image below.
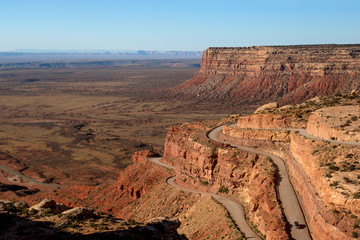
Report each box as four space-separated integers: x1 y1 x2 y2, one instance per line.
162 122 289 240
174 45 360 104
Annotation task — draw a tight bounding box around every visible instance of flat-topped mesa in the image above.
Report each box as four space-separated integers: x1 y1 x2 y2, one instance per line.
175 44 360 104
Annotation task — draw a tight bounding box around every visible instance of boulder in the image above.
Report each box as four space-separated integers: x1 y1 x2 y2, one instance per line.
29 198 57 213
278 105 293 111
61 207 94 220
254 102 278 114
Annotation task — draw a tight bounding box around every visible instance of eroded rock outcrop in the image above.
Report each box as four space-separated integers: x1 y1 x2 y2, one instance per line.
0 199 186 240
174 45 360 104
307 105 360 141
220 96 360 240
162 122 289 240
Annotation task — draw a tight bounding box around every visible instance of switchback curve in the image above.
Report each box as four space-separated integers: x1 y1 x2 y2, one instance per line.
149 157 261 240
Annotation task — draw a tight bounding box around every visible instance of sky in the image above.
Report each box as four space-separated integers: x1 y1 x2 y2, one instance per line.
0 0 359 51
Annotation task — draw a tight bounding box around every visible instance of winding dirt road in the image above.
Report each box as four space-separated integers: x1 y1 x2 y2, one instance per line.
0 165 65 188
149 157 261 240
292 128 360 146
228 123 360 147
209 125 312 240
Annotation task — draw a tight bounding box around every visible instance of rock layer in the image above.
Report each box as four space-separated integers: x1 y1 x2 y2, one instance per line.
174 45 360 104
221 122 360 240
307 105 360 141
162 123 289 240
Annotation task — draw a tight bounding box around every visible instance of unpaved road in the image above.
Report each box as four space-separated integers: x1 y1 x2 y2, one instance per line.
293 128 360 146
0 165 65 188
209 125 312 240
149 157 261 240
228 123 360 147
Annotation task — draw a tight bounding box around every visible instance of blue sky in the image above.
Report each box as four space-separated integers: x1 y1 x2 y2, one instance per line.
1 0 359 51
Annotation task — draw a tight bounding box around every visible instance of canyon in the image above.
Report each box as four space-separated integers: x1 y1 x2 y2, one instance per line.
1 45 360 239
160 94 359 239
174 44 360 105
1 95 359 239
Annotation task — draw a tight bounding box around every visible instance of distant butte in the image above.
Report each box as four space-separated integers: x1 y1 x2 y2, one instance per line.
173 44 360 105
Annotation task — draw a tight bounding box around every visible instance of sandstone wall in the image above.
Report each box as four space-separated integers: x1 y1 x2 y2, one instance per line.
222 125 291 142
162 125 289 240
175 45 360 104
289 133 356 240
221 126 359 240
306 106 360 142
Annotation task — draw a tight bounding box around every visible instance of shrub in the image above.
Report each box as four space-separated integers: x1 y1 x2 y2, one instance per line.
351 116 358 121
21 208 29 216
340 120 352 127
329 165 340 171
330 181 339 187
343 177 354 183
127 219 137 225
352 232 358 238
333 209 340 214
41 208 53 217
218 186 229 194
312 150 319 155
353 192 360 199
200 180 209 186
324 173 332 178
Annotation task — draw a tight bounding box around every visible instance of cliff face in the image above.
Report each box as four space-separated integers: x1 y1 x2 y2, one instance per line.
162 123 289 240
307 105 360 141
221 98 360 240
174 45 360 104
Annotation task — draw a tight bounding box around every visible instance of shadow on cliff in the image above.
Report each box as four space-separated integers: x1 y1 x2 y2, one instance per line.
0 212 188 240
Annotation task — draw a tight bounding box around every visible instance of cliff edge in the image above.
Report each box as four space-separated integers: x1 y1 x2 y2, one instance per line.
174 44 360 104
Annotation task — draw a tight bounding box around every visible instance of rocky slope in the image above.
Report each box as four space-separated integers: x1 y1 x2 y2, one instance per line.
307 105 360 141
174 44 360 104
162 122 289 240
2 94 359 240
13 150 243 240
220 94 360 240
0 199 185 240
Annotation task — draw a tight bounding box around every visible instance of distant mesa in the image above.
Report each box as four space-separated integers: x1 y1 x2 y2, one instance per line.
173 44 360 105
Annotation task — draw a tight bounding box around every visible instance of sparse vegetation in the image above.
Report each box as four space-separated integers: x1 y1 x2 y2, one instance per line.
351 116 358 121
330 181 339 187
329 165 340 171
353 192 360 199
312 150 319 155
0 61 228 186
127 219 137 226
200 180 209 186
218 186 229 194
343 177 354 184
